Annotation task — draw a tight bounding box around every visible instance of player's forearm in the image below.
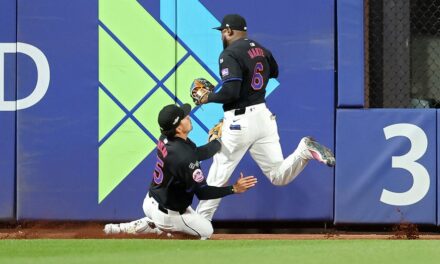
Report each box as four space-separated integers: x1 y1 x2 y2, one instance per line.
207 80 241 104
196 140 221 160
195 185 234 200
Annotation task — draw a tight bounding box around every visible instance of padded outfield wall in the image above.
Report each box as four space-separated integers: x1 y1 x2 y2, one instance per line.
0 0 334 221
0 0 16 220
336 0 438 225
3 0 439 225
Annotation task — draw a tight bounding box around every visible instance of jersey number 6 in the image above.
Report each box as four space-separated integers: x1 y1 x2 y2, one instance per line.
251 62 264 90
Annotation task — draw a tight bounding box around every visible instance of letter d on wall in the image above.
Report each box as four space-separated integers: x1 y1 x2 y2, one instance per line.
0 42 50 111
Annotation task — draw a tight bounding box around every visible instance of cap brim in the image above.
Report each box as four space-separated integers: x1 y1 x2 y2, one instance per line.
181 103 191 116
213 26 224 30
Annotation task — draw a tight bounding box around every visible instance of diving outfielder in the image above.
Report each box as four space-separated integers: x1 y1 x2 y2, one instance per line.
104 104 257 239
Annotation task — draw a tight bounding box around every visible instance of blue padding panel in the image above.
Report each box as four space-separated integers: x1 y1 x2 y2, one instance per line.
337 0 364 107
335 109 437 224
16 0 102 220
0 0 16 220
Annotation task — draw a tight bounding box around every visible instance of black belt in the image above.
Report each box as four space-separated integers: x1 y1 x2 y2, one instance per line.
157 204 170 214
149 193 185 215
234 108 246 116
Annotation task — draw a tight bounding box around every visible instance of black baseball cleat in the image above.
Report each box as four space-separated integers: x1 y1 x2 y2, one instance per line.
304 137 335 167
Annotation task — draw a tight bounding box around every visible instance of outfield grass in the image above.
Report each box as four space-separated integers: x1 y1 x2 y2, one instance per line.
1 239 440 264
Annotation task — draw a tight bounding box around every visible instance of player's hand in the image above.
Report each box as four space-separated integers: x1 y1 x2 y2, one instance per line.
190 78 214 105
233 173 257 194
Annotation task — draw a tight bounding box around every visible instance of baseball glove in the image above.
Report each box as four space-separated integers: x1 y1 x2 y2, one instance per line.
208 120 223 142
190 78 215 105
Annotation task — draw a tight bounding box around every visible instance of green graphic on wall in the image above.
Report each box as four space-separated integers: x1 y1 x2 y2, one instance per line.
98 0 217 203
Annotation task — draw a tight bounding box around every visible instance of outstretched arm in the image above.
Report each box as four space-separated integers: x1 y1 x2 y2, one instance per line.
231 173 258 194
196 140 221 161
201 80 241 104
195 173 257 200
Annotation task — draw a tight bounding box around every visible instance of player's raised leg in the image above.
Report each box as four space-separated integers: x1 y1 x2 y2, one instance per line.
250 134 309 186
250 136 334 186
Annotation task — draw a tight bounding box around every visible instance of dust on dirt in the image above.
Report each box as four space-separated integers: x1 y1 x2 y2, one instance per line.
0 221 437 240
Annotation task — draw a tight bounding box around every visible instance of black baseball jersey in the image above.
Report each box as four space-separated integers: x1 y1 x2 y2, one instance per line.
219 38 278 111
149 136 232 213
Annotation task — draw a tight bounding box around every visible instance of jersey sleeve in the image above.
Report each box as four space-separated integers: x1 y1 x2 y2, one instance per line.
219 51 243 83
179 156 208 193
188 149 234 200
194 185 234 200
196 140 221 161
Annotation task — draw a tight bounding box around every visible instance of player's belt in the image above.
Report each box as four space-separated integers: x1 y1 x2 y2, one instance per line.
149 193 185 215
157 204 184 215
234 108 246 115
228 103 267 116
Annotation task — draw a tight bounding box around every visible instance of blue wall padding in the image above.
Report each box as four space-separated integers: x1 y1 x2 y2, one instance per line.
16 0 101 220
0 0 17 220
337 0 364 107
7 0 440 224
335 109 437 224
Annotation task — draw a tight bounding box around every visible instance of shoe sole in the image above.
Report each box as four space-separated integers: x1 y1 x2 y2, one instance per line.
304 137 335 167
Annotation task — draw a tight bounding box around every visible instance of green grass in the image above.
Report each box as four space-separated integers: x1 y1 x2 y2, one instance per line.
1 239 440 264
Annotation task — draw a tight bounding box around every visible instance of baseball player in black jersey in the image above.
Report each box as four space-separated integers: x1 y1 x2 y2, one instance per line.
104 103 257 239
196 14 336 221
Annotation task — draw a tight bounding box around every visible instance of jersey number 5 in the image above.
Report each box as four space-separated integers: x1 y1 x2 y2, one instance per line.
251 62 264 90
153 156 164 184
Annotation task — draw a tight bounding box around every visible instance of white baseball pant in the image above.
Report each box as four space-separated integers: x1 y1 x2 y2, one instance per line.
196 103 312 221
143 193 213 239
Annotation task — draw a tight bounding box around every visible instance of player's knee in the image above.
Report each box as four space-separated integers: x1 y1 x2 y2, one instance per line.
271 181 287 186
264 169 288 186
199 223 214 239
270 177 288 186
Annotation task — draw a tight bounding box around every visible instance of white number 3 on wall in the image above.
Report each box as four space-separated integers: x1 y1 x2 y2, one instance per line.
380 123 430 206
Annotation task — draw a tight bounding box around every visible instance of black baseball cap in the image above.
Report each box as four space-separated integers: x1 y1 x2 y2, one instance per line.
158 103 191 133
213 14 247 31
